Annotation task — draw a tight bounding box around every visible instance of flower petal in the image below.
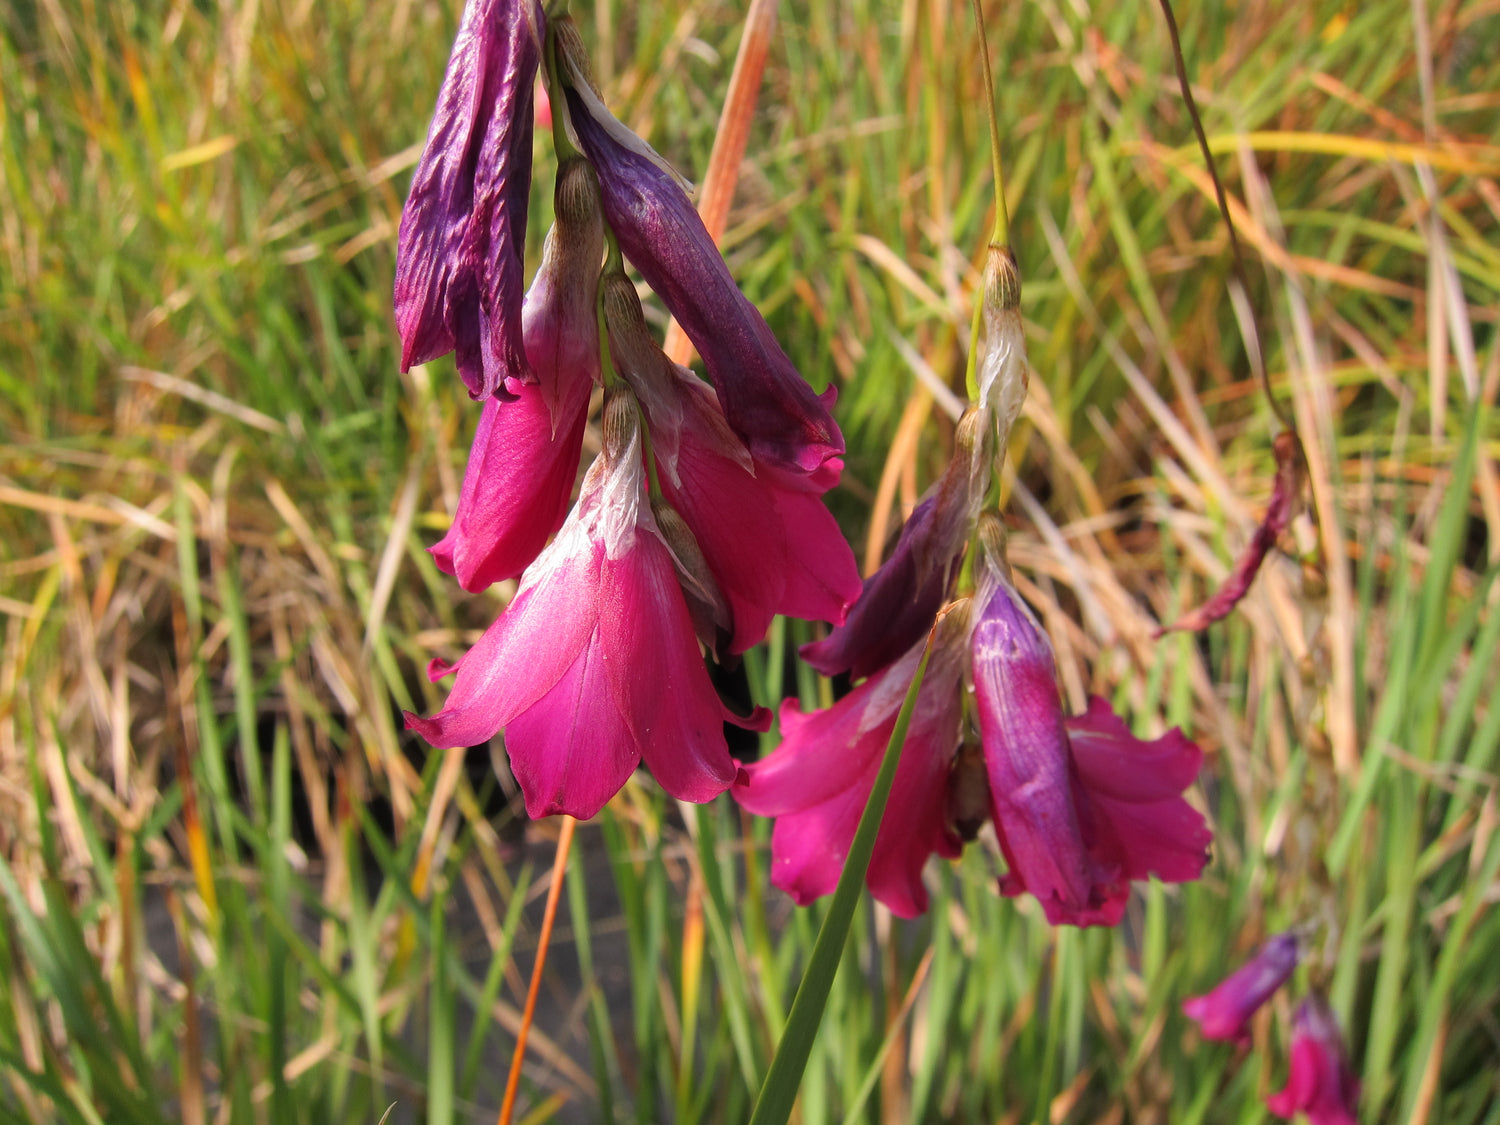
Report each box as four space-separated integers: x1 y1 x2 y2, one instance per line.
430 372 590 590
505 630 640 819
395 0 544 398
406 515 599 748
599 529 737 803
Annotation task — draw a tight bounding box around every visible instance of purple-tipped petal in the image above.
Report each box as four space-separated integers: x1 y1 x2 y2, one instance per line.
566 89 844 486
1158 430 1305 635
800 494 958 680
1266 996 1361 1125
1183 932 1301 1043
394 0 543 398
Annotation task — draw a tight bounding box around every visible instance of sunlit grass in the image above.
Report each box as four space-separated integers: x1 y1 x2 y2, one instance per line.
2 0 1497 1120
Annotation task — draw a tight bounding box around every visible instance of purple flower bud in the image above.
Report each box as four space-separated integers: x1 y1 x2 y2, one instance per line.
1267 995 1361 1125
973 563 1211 927
394 0 544 399
561 82 844 487
1158 430 1305 635
1182 932 1301 1042
801 409 986 680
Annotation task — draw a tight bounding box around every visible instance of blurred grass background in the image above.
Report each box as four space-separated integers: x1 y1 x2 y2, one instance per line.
2 0 1498 1121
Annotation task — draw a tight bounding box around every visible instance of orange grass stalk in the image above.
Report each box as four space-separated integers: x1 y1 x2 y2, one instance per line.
662 0 778 366
497 814 578 1125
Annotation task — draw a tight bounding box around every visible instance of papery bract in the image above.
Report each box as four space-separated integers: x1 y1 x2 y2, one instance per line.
734 626 966 918
1266 996 1361 1125
1183 932 1301 1042
409 426 743 820
563 83 844 488
973 569 1211 927
395 0 543 398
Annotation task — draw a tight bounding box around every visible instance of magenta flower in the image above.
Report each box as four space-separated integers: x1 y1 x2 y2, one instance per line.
973 568 1211 927
1182 932 1301 1042
394 0 544 399
408 400 758 820
600 273 861 653
1267 996 1361 1125
734 627 967 918
431 160 604 590
560 68 843 488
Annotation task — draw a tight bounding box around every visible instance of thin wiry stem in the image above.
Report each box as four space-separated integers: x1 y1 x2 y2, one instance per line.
1155 0 1296 435
969 0 1009 248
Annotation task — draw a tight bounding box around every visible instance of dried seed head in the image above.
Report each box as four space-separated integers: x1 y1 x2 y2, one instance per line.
984 243 1021 314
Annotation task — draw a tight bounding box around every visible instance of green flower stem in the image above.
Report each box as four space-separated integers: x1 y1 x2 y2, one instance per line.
747 626 938 1125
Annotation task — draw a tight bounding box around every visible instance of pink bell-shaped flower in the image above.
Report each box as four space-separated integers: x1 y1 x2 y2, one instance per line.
408 391 755 819
733 612 969 918
1267 995 1361 1125
431 159 603 590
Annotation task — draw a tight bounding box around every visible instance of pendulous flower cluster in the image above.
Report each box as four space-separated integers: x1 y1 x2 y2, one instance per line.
733 248 1213 924
397 0 860 820
1183 933 1362 1124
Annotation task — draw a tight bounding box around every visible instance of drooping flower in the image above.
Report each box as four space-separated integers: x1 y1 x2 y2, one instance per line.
800 411 987 680
601 271 861 655
394 0 545 399
1266 995 1361 1125
408 391 759 820
734 613 969 918
1182 932 1301 1042
972 550 1211 927
431 158 604 590
555 24 844 488
1158 430 1305 635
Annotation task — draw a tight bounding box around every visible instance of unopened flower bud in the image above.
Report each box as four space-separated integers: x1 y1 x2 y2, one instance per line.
601 269 688 478
977 511 1010 580
651 497 734 658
